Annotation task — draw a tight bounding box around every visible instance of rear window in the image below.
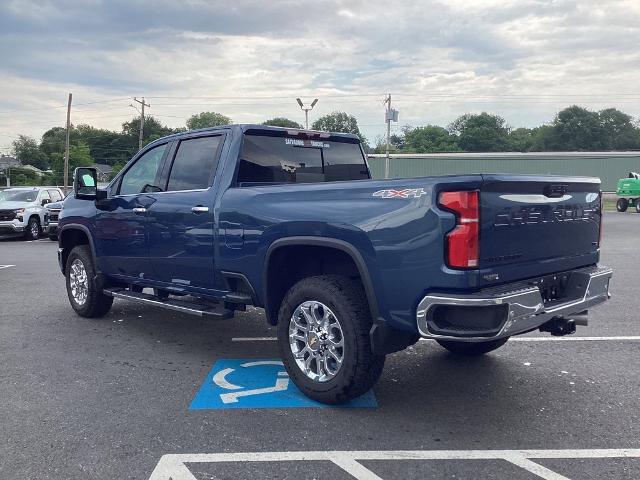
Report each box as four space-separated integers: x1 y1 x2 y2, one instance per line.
237 132 369 185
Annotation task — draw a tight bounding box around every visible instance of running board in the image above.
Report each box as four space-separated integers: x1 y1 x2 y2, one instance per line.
103 288 233 319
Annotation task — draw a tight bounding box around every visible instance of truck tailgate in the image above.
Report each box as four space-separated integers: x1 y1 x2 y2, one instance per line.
479 175 601 275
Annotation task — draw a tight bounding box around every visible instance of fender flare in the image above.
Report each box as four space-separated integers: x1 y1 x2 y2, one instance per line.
59 223 98 268
263 236 380 321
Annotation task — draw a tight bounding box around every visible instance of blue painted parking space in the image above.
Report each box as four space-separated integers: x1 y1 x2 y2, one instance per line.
189 358 377 409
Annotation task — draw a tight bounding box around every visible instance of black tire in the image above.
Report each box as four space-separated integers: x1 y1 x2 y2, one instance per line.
635 200 640 213
25 216 41 240
277 275 385 404
65 245 113 318
616 198 628 212
436 337 509 356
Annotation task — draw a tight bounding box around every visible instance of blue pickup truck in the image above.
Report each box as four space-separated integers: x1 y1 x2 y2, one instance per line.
58 125 612 403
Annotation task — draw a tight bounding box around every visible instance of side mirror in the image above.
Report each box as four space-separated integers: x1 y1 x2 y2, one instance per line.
41 198 51 206
74 167 98 200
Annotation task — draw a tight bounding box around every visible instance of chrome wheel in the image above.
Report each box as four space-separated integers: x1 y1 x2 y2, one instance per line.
29 220 39 239
69 259 88 305
289 300 344 382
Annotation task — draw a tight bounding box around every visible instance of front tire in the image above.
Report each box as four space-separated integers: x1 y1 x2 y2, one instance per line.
436 337 509 356
277 275 385 404
25 217 41 240
616 198 628 212
635 199 640 213
65 245 113 318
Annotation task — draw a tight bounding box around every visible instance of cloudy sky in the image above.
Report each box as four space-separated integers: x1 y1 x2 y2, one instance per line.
1 0 639 153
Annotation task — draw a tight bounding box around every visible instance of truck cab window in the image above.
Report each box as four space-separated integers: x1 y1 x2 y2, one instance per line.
166 136 222 191
119 144 167 195
238 133 369 185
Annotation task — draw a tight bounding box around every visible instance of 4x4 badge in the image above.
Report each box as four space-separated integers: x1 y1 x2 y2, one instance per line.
373 188 427 199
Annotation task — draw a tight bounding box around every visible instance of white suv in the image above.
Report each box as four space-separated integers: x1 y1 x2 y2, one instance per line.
0 187 64 240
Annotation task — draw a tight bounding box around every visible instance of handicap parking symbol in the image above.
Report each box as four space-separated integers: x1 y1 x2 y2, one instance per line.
189 359 377 409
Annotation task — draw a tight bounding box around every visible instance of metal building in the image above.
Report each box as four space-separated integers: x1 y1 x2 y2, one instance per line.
367 152 640 191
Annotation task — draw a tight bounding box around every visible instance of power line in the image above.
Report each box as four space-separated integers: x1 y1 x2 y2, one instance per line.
0 97 131 115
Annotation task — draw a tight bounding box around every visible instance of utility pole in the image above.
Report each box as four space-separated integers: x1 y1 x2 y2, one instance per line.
296 98 318 129
383 94 399 179
64 93 72 195
132 97 150 150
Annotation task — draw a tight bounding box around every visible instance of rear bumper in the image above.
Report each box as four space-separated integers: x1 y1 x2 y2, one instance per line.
416 265 613 342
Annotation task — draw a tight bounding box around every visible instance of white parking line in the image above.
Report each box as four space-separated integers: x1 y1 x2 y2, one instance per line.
0 265 15 270
149 449 640 480
232 337 277 342
232 336 640 342
510 336 640 342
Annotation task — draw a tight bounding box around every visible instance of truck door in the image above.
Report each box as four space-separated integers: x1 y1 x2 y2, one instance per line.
94 142 169 280
146 134 224 292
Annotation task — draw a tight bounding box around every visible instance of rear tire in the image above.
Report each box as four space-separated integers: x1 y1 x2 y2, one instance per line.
436 337 509 356
616 198 628 212
277 275 385 404
65 245 113 318
25 217 41 240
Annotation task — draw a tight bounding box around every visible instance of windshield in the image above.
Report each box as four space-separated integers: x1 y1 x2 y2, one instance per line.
0 190 38 202
237 132 370 185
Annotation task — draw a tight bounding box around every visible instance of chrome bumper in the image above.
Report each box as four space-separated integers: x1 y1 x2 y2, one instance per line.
416 265 613 342
0 222 25 233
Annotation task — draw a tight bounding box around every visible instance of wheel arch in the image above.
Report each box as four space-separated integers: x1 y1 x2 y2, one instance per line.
59 224 97 272
263 236 379 326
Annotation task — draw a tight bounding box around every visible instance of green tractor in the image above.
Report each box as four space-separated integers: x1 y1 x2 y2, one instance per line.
616 172 640 212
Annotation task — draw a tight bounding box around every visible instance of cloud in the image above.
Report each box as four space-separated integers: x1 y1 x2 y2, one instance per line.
0 0 639 150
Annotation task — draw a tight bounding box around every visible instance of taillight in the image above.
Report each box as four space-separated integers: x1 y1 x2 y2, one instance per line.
438 190 480 269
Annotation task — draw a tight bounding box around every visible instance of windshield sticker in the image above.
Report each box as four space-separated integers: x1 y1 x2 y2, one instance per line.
373 188 428 199
284 138 330 148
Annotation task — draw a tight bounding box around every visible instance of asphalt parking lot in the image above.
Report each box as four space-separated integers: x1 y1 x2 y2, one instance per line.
1 212 639 480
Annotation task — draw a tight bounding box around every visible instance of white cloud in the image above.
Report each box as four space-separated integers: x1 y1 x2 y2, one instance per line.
0 0 639 152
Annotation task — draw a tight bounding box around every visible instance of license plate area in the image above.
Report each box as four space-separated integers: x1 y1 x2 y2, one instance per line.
529 271 585 308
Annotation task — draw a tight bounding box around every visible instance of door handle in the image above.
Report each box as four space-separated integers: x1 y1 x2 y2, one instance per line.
191 206 209 214
132 207 147 214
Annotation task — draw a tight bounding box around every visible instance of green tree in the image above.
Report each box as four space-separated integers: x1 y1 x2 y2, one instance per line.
528 125 556 151
373 133 406 153
5 166 40 186
508 128 536 152
403 125 459 153
75 124 135 167
12 135 49 170
448 113 510 152
122 116 178 148
551 105 605 151
186 111 232 130
49 141 93 184
262 117 303 129
598 108 640 150
39 127 67 159
312 111 369 148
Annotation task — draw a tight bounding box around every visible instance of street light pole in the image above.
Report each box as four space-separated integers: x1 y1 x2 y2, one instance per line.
296 98 318 129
